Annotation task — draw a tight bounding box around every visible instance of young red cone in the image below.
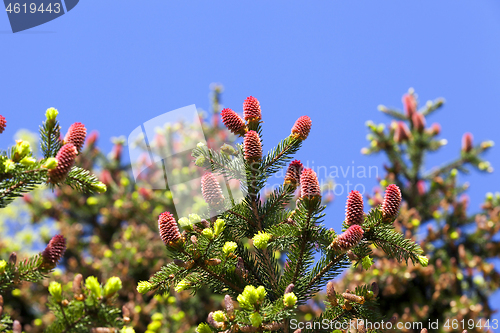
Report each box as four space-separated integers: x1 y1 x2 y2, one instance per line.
41 234 66 269
330 225 364 251
0 115 6 134
284 160 303 188
48 143 78 183
382 184 402 220
300 168 321 198
462 132 473 153
243 96 262 122
394 121 412 143
412 112 426 133
402 93 417 118
244 130 262 162
291 116 312 140
221 108 247 136
158 212 181 245
64 122 87 152
201 172 225 207
345 190 364 226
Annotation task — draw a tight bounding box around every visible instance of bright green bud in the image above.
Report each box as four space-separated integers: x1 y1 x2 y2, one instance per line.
418 255 429 267
174 279 190 293
255 286 266 302
213 219 225 236
121 327 135 333
14 140 31 161
188 214 201 224
252 231 272 250
20 156 36 166
3 159 15 172
222 241 237 256
42 157 58 169
450 168 458 177
0 260 6 274
48 281 63 302
212 310 226 323
283 292 297 308
196 323 212 333
249 312 262 328
87 197 99 205
103 276 122 297
85 276 102 298
147 321 161 331
92 182 107 193
220 143 237 156
362 256 374 270
195 155 206 167
137 281 153 294
178 217 192 231
202 228 214 240
237 285 267 310
151 313 163 321
197 142 205 148
45 107 59 122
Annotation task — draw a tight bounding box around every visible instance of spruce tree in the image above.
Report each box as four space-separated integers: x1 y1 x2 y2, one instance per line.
138 95 427 332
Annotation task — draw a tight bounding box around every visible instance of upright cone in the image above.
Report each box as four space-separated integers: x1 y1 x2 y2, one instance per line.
48 143 78 183
382 184 402 220
158 212 181 245
201 173 225 207
345 190 364 226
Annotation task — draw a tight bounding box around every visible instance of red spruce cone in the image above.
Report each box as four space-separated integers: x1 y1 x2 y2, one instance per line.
0 115 6 134
221 108 247 136
244 130 262 162
300 168 321 198
394 121 411 143
382 184 402 220
412 112 426 133
330 225 364 251
158 212 181 245
41 234 66 269
284 160 303 187
345 190 364 226
402 93 417 118
48 143 78 183
462 132 473 153
201 172 225 207
243 96 262 122
291 115 312 140
64 122 87 152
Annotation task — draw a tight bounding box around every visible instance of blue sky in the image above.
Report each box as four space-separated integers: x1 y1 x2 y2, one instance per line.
1 0 500 321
